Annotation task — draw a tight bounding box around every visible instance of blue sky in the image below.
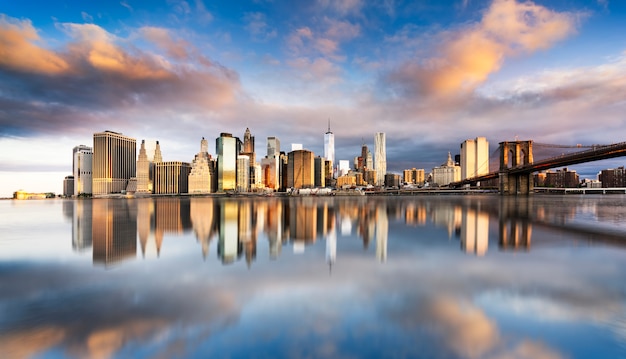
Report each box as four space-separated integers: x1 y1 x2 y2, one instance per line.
1 0 625 195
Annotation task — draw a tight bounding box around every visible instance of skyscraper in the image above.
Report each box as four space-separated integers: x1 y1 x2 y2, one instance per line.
287 149 315 189
262 136 281 190
93 131 136 195
460 137 489 180
237 155 250 192
73 145 92 196
217 133 239 192
241 128 256 189
188 137 213 194
324 120 335 177
374 132 386 186
136 140 151 193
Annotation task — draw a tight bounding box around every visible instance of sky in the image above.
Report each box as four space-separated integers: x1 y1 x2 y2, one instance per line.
1 0 626 196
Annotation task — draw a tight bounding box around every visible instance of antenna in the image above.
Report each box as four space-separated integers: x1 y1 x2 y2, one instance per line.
328 118 331 133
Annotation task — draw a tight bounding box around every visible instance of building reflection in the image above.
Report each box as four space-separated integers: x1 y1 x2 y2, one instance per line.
72 200 93 252
69 195 594 268
218 200 242 264
92 199 137 266
461 205 489 256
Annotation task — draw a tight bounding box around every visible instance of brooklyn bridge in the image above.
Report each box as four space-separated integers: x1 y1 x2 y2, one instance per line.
449 140 626 195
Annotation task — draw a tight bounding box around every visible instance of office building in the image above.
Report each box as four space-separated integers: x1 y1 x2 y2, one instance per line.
262 136 281 190
73 145 92 196
324 120 335 176
314 156 326 188
543 168 579 188
63 175 75 197
384 174 401 188
460 137 489 180
287 150 315 189
374 132 386 186
241 128 256 188
432 152 461 186
93 131 136 195
237 155 250 192
216 133 240 192
403 168 425 185
154 161 191 194
599 167 626 188
136 140 151 193
188 137 213 194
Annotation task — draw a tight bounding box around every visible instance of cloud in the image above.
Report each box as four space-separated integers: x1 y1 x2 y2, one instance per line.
81 11 94 23
317 0 363 16
0 15 69 75
120 1 133 12
139 26 190 60
244 12 277 42
286 18 359 61
386 0 579 97
0 16 240 138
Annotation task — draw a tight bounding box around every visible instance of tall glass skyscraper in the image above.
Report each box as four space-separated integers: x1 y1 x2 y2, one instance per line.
217 133 239 192
374 132 386 186
324 120 335 177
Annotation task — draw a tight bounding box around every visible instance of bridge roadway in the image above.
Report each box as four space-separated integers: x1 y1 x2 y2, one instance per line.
451 141 626 188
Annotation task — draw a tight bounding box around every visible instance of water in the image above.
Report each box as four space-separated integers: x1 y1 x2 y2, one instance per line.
1 195 625 359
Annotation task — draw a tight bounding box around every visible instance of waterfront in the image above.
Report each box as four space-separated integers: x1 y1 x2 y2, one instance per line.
1 195 625 358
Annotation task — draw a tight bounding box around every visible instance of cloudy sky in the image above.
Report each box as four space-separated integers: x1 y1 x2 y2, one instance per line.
0 0 625 196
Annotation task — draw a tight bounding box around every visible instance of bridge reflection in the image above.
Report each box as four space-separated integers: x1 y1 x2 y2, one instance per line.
69 196 626 267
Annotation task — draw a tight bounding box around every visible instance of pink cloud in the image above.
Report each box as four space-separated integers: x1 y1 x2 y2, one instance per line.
387 0 579 97
0 15 69 74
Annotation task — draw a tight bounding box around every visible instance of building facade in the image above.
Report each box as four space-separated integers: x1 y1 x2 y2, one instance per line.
63 175 75 197
314 156 326 188
188 137 213 194
217 133 239 192
460 137 489 180
287 150 315 189
374 132 386 186
324 121 335 176
599 167 626 188
432 152 461 186
136 140 151 193
403 168 425 185
73 145 92 195
237 155 250 192
154 161 191 194
93 131 136 195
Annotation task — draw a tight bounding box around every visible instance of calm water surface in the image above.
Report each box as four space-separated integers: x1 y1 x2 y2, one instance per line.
1 195 626 359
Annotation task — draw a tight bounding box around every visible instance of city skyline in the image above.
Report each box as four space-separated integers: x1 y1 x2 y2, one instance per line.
1 0 626 196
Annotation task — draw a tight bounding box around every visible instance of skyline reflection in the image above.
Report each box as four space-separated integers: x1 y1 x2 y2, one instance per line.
68 195 626 267
3 196 626 358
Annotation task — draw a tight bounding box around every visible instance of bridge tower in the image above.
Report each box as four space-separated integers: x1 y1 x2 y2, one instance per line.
499 141 534 195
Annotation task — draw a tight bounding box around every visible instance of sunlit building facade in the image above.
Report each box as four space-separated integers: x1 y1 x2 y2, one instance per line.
188 137 213 194
73 145 92 196
93 131 136 195
136 140 151 193
460 137 489 180
217 133 239 192
154 161 191 194
324 121 335 177
237 155 250 192
287 149 315 189
432 152 461 186
374 132 386 186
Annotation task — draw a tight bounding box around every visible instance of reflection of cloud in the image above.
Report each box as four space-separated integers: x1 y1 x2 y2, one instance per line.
0 326 66 359
427 298 499 359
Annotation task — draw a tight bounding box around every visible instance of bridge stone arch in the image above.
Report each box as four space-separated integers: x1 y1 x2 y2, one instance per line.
499 141 534 195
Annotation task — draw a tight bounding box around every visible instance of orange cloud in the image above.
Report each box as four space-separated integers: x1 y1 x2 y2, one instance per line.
0 15 69 74
389 0 578 97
